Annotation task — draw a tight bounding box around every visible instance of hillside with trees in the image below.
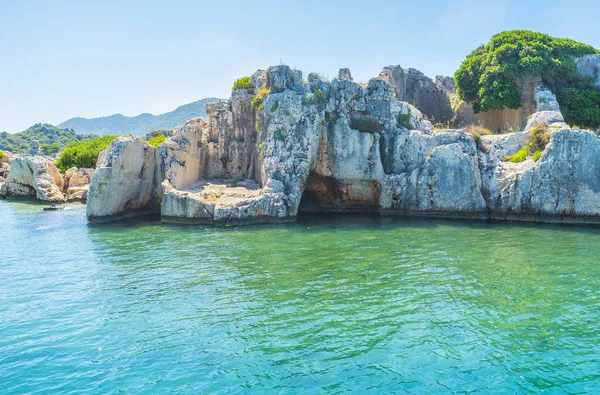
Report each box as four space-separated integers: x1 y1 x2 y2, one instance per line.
0 124 96 155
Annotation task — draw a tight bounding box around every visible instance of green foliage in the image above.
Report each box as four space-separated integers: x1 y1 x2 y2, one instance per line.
0 123 96 154
533 150 543 162
232 76 252 92
526 122 551 154
507 147 528 163
55 135 117 172
455 30 600 128
0 150 5 160
396 110 413 129
148 134 167 147
349 114 379 133
41 142 61 155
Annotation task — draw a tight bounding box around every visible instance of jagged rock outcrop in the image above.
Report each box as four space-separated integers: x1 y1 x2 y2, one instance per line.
86 136 158 221
480 129 600 222
378 66 454 123
0 157 65 202
338 68 353 81
86 64 600 225
379 130 487 216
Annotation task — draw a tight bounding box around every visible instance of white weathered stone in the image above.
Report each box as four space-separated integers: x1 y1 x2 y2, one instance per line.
575 54 600 88
86 136 158 220
0 157 65 202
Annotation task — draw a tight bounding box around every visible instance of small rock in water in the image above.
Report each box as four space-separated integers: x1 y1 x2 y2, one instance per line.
43 204 64 211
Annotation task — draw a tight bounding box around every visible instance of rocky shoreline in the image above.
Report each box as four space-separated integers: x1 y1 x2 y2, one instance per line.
3 61 600 226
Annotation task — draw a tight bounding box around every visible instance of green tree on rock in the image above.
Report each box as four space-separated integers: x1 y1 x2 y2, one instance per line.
455 30 600 128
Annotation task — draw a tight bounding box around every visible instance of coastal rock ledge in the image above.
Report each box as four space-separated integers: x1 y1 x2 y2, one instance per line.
86 65 600 225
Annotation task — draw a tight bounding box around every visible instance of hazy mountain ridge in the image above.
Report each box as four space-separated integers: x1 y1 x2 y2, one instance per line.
59 98 219 136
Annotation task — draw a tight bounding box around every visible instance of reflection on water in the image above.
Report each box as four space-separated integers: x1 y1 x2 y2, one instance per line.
2 200 600 393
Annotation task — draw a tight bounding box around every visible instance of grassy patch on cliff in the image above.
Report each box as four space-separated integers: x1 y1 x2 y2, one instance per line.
232 76 252 92
55 135 117 172
455 30 600 128
0 150 5 160
147 134 167 147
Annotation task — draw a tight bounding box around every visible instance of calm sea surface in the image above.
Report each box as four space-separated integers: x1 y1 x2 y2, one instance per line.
1 199 600 394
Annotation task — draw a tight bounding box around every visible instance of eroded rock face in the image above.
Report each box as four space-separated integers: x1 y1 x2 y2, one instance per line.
379 65 454 123
86 136 158 221
0 157 65 202
575 54 600 88
63 167 94 202
86 64 600 225
480 129 600 221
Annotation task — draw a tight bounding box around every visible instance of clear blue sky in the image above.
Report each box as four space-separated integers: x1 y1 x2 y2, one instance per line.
1 0 598 133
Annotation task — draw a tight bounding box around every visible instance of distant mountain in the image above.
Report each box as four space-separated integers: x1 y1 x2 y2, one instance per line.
59 98 219 137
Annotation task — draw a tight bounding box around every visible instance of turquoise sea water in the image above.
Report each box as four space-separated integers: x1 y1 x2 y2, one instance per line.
1 200 600 394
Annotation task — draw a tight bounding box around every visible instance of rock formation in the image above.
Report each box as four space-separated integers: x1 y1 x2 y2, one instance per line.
379 66 454 123
63 167 94 202
85 64 600 225
0 157 65 202
86 136 158 221
575 54 600 88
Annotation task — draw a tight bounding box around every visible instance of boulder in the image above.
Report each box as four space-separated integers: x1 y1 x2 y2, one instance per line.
525 111 568 131
0 157 65 202
86 136 158 221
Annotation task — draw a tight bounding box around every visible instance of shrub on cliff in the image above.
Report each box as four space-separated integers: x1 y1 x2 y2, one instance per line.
147 134 166 147
0 150 5 161
232 76 252 92
526 122 551 154
55 135 117 172
455 30 600 128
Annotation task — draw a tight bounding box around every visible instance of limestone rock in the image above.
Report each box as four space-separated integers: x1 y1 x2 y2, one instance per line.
379 65 454 123
86 136 158 221
481 128 600 221
525 111 568 131
535 84 560 112
338 68 353 81
63 167 94 202
156 117 208 191
575 54 600 88
266 65 304 93
0 157 65 202
379 130 487 216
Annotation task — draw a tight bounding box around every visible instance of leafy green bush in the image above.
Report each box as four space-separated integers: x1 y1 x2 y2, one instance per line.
508 147 528 163
455 30 600 128
232 76 252 92
55 135 117 172
0 150 5 160
147 134 166 147
532 150 543 162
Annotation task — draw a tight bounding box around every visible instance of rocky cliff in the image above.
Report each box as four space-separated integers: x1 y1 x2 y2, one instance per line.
86 65 600 225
